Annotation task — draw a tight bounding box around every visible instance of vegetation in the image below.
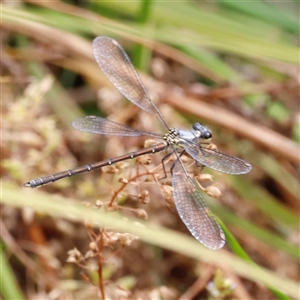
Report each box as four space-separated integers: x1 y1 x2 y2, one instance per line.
2 1 299 299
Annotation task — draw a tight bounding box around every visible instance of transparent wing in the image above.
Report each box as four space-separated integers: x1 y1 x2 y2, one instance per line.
183 142 252 175
72 116 161 138
172 159 225 250
93 36 159 115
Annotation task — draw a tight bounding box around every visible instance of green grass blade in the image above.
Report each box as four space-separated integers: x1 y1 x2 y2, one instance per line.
220 221 294 300
0 241 25 300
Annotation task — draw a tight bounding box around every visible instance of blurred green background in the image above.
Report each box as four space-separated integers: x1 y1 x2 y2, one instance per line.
2 1 299 299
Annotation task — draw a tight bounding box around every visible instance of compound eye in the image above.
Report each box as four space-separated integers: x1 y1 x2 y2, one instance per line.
203 131 212 139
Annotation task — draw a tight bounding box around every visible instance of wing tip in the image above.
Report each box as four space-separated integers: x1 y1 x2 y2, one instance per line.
191 228 226 250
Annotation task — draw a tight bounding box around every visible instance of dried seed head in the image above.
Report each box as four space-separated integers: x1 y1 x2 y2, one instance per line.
135 209 148 220
118 232 139 246
89 241 98 251
118 177 128 184
138 190 150 204
164 196 174 206
66 256 77 263
205 185 222 198
67 247 84 263
144 139 158 148
137 155 152 165
84 250 95 259
102 165 119 174
116 161 129 170
165 201 175 211
95 200 103 208
103 232 120 244
105 232 139 246
161 185 173 200
196 173 214 183
208 143 218 151
180 155 189 163
103 232 115 243
158 286 177 299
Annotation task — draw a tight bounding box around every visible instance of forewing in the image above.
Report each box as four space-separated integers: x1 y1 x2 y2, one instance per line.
172 160 225 250
72 116 160 137
184 142 252 175
93 37 158 115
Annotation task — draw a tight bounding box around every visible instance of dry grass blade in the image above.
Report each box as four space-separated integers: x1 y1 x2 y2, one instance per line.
10 2 223 82
3 183 299 298
165 92 299 164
